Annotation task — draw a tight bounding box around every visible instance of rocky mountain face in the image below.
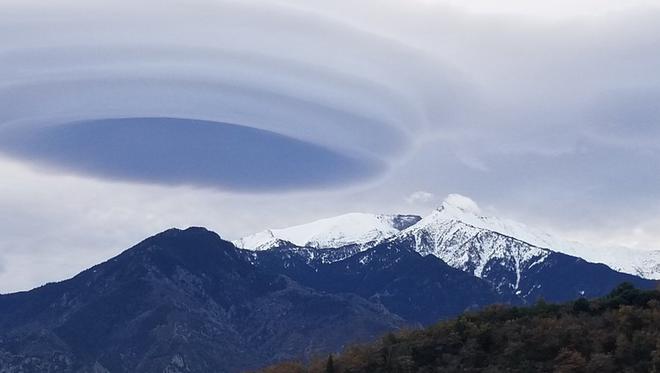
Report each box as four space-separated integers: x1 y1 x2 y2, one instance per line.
234 195 660 301
235 194 660 280
402 195 660 280
396 202 653 301
251 239 513 325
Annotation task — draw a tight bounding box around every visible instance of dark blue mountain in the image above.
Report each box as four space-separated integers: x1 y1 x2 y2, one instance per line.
252 241 514 325
0 228 405 372
517 251 655 302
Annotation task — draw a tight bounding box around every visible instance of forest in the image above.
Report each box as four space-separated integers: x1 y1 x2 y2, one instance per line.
260 283 660 372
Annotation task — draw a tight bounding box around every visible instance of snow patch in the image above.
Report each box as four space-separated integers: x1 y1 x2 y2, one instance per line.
234 213 421 251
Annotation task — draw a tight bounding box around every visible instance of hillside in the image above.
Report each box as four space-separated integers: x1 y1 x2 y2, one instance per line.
0 228 406 372
261 283 660 373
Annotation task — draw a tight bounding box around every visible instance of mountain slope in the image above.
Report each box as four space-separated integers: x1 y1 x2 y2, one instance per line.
0 228 406 373
241 196 656 303
252 240 513 325
233 213 421 250
410 194 660 279
235 194 660 279
397 202 655 301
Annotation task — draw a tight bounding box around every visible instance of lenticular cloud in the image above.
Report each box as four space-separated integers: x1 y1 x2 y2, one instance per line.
0 117 382 191
0 0 466 191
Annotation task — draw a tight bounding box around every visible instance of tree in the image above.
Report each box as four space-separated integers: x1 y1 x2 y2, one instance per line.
586 353 616 373
554 348 587 373
325 354 335 373
259 285 660 373
572 298 591 314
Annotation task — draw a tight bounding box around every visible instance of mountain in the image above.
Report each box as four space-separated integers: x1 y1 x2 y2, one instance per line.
262 283 660 373
408 194 660 280
233 213 421 251
235 194 660 279
251 240 513 325
1 220 656 372
235 194 657 302
0 228 406 373
396 201 654 301
0 226 517 373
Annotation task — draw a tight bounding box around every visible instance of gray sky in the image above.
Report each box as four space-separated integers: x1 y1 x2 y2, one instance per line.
1 0 660 293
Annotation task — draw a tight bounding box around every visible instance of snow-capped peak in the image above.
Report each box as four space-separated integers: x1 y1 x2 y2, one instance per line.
234 194 660 279
406 194 660 280
233 212 421 251
424 194 558 249
399 196 551 290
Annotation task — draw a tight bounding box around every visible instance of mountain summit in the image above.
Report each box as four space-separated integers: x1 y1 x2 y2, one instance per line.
414 195 660 280
235 194 660 280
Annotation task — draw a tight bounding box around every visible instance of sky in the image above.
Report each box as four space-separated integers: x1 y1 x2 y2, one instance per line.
1 0 660 292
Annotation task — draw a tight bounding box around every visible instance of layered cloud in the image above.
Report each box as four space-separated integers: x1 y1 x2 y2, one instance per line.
1 0 660 292
0 117 382 190
0 0 471 191
2 0 659 192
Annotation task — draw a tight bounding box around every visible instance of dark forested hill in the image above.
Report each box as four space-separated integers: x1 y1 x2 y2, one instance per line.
261 283 660 373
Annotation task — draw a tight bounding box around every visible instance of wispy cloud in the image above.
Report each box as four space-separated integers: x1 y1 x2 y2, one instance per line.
405 191 437 205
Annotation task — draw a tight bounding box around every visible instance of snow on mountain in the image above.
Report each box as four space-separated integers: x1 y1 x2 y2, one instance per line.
401 194 660 280
398 198 551 291
234 193 660 280
551 244 660 280
233 213 421 251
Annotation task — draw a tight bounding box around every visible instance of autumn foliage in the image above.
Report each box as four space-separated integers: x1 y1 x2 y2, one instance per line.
260 283 660 372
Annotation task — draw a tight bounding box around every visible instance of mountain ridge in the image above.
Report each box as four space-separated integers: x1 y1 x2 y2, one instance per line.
233 213 421 251
0 227 408 372
1 225 656 372
235 194 660 279
0 226 512 372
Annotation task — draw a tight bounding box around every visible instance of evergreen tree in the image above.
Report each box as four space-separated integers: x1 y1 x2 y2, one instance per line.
325 354 335 373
